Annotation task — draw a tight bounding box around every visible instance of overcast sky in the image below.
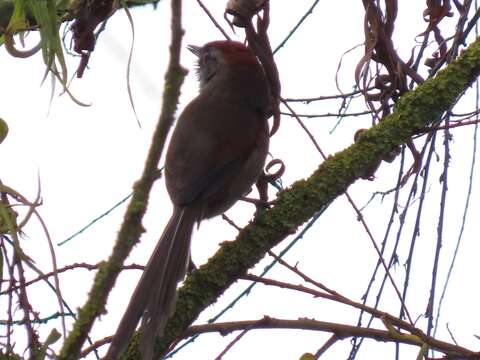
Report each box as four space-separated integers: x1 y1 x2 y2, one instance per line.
1 1 480 359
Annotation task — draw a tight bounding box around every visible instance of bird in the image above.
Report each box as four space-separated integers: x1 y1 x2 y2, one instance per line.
105 40 271 360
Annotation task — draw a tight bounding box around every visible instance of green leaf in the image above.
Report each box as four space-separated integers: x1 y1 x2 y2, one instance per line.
0 118 8 144
29 0 67 79
299 353 316 360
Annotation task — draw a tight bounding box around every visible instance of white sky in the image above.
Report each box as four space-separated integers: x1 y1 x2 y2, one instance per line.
1 1 480 359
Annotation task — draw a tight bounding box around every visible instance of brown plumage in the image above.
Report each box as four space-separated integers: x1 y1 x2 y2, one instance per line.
105 40 270 360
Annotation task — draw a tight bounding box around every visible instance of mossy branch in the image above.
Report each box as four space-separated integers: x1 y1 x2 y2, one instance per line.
56 0 184 358
144 37 480 357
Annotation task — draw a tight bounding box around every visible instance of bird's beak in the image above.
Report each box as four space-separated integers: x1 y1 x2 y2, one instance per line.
187 45 201 57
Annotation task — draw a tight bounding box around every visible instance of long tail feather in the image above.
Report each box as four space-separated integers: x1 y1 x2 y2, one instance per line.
105 207 195 360
139 207 195 359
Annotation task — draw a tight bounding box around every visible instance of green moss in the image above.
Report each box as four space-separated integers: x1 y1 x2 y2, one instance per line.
117 37 480 360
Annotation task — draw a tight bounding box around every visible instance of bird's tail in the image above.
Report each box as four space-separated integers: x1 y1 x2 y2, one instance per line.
105 207 195 360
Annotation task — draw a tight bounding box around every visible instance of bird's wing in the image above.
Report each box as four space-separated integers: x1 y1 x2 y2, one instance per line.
165 94 266 209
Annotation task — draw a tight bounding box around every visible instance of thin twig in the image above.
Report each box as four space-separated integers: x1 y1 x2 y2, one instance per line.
1 262 143 294
182 317 479 358
214 318 267 360
196 0 230 40
273 0 321 54
280 109 373 119
315 334 339 358
426 114 451 337
281 99 327 159
283 87 372 103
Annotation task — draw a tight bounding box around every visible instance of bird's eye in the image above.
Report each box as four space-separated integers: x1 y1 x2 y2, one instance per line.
202 52 215 63
198 52 218 85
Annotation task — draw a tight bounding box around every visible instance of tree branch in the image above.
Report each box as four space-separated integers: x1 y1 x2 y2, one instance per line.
149 36 480 356
56 0 185 358
183 317 478 358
